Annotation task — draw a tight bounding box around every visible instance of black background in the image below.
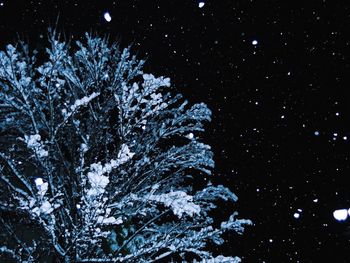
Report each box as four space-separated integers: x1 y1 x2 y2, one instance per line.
1 0 350 262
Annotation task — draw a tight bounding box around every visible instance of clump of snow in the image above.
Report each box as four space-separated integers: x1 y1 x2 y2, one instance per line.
88 170 110 189
32 201 53 216
87 144 134 197
28 198 36 208
37 182 49 196
87 163 111 197
40 201 53 214
97 216 123 225
117 144 135 164
150 93 163 106
24 134 48 158
81 143 88 153
202 255 241 263
70 92 100 112
25 134 41 147
35 177 44 187
149 191 200 218
186 133 194 139
62 92 100 118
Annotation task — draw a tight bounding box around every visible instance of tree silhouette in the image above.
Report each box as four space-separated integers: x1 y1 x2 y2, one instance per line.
0 31 251 262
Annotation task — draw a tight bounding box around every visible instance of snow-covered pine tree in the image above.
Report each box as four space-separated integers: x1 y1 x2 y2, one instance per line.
0 31 252 262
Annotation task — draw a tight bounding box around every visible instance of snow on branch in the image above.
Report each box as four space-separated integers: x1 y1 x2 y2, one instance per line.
24 134 48 158
149 191 201 218
62 92 100 117
86 144 134 197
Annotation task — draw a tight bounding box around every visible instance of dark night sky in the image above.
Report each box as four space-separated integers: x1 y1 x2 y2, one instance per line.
1 0 350 262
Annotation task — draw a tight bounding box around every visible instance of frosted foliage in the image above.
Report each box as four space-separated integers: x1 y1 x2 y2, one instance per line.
0 31 251 262
149 191 201 218
205 255 241 263
143 73 171 88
